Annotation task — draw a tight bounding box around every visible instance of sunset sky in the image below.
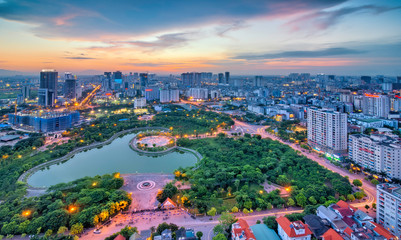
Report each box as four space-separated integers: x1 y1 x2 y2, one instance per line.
0 0 400 75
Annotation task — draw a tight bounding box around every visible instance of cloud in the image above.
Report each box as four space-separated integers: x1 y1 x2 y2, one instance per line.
64 56 95 60
234 47 366 60
117 32 194 50
0 0 348 40
216 20 249 37
287 4 401 31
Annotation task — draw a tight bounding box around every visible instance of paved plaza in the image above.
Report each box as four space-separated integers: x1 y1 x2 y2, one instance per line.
136 135 172 147
121 173 174 210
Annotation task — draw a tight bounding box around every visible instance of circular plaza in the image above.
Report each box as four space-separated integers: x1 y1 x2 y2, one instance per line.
130 131 176 154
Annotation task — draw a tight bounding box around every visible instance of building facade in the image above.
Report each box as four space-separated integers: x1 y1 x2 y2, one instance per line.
8 111 79 133
38 69 58 107
160 88 179 103
307 108 348 159
377 183 401 238
349 134 401 179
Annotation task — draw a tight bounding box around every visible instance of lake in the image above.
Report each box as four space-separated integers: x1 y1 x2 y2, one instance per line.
27 133 197 187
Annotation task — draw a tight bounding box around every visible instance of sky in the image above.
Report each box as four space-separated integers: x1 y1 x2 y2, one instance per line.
0 0 400 75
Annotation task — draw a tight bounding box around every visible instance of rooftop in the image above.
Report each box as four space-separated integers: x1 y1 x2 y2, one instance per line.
250 224 280 240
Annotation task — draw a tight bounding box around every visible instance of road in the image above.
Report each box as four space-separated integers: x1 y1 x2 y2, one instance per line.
80 208 302 240
232 119 377 210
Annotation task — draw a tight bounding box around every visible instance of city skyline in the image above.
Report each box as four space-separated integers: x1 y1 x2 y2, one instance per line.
0 0 401 75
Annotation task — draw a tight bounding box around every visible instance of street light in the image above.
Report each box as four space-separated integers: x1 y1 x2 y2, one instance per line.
22 210 31 217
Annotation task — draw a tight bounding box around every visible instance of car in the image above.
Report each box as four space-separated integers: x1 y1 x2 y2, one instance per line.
94 229 101 234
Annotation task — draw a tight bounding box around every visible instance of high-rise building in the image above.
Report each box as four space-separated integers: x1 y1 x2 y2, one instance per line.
144 85 160 101
38 69 58 107
181 72 201 87
349 134 401 179
254 76 263 87
160 88 179 103
361 76 372 84
187 88 208 100
64 72 77 99
307 108 348 159
21 85 30 100
140 73 148 87
376 183 401 237
103 72 112 90
362 94 390 118
218 73 224 84
225 72 230 84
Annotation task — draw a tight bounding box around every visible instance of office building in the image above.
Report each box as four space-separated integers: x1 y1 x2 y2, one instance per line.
103 72 112 90
349 134 401 179
8 111 79 133
21 85 30 100
64 72 77 99
160 88 179 103
225 72 230 84
218 73 224 84
144 85 160 101
377 183 401 237
254 76 263 87
362 94 390 118
307 108 348 159
140 73 148 87
38 69 58 107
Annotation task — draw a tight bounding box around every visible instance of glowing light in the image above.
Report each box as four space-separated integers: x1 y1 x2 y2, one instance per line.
22 210 31 217
92 182 97 187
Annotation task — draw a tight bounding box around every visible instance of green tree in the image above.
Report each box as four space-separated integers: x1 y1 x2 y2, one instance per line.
244 201 252 209
196 231 203 240
44 229 53 238
372 203 376 209
371 179 380 185
347 194 355 201
57 226 68 235
263 216 277 230
70 223 83 235
213 233 227 240
308 196 317 205
354 192 364 200
365 205 370 211
231 206 239 213
207 207 217 217
296 193 307 207
287 198 295 206
353 179 363 187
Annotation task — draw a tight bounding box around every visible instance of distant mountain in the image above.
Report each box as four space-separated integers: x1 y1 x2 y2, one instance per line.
0 69 32 76
76 69 102 75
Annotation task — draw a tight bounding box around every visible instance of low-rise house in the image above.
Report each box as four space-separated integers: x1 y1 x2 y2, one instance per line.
322 228 344 240
276 216 312 240
231 219 256 240
303 215 330 238
353 210 374 227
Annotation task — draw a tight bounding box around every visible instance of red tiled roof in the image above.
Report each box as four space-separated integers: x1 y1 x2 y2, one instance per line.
115 234 126 240
344 227 354 237
232 219 255 240
336 200 357 211
343 216 356 228
370 222 396 240
322 229 344 240
336 208 354 217
161 197 177 209
276 216 313 238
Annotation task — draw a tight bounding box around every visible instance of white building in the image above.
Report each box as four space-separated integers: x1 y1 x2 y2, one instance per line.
187 88 208 100
276 216 312 240
160 89 179 103
307 108 348 159
377 183 401 237
134 97 146 109
362 94 390 118
349 134 401 179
